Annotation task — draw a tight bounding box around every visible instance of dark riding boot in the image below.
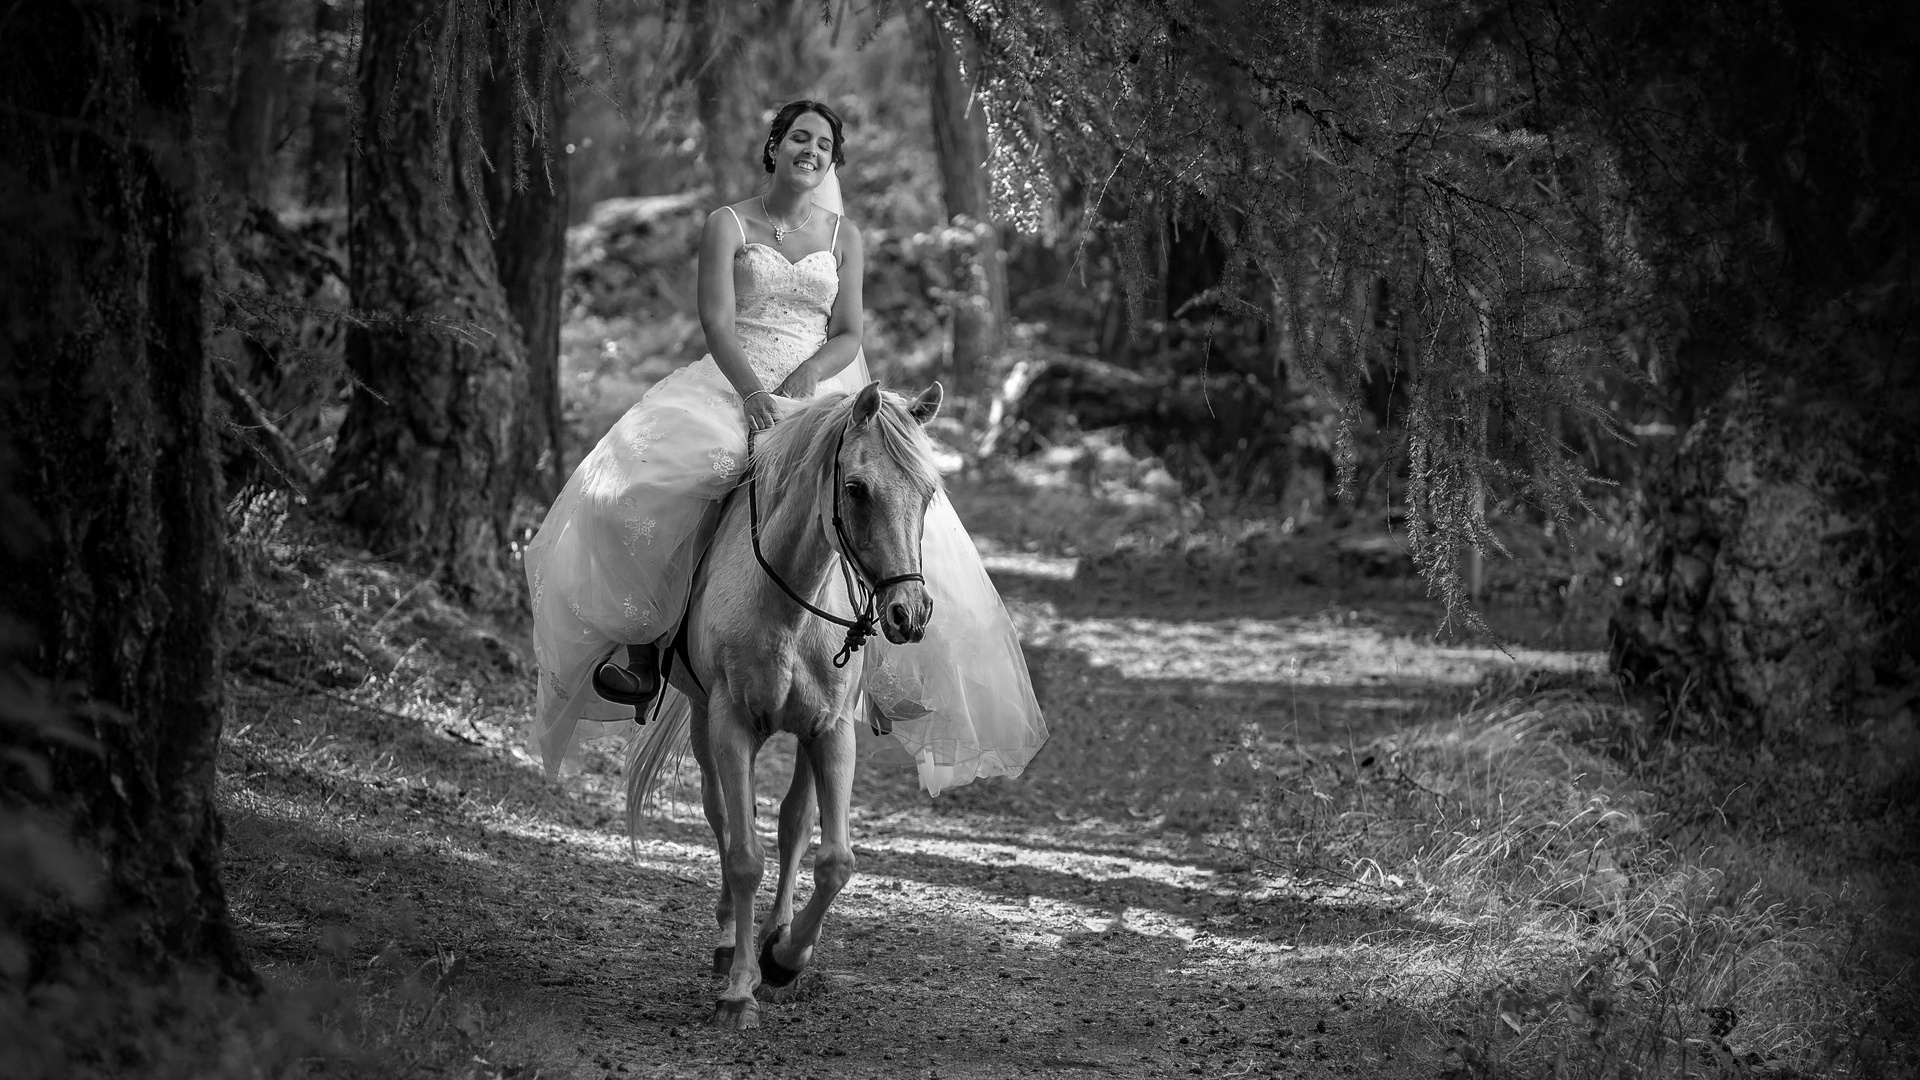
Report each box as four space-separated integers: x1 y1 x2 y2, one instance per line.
591 645 661 714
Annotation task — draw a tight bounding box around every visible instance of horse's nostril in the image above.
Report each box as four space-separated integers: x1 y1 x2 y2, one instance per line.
889 602 909 628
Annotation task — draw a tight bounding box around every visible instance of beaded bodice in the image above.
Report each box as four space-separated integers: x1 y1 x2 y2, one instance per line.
732 243 838 385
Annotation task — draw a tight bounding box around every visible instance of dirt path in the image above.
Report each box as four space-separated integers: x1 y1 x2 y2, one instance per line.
219 522 1603 1079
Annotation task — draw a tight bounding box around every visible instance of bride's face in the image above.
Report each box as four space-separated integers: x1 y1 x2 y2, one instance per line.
770 112 835 190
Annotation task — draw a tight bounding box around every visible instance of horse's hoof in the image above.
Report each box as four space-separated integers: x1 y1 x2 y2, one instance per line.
711 946 734 975
758 925 802 988
708 997 760 1030
760 969 815 1005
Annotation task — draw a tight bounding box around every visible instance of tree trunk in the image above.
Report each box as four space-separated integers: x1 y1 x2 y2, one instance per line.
1163 213 1223 320
919 6 1009 398
325 0 528 607
1576 3 1920 747
224 0 294 202
483 1 570 501
686 0 761 202
1610 368 1915 742
0 0 251 987
303 0 352 206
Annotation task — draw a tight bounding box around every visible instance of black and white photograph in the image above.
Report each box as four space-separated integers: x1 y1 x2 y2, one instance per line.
2 1 1914 1076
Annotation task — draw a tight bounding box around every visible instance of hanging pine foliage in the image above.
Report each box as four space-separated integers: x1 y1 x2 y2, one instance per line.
907 0 1653 630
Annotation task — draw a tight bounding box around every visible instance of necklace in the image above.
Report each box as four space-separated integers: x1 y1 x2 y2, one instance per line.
760 195 812 245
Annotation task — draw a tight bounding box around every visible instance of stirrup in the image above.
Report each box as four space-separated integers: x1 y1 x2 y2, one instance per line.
591 652 660 709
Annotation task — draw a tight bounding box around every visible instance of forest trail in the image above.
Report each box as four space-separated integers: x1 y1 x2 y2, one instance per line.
219 510 1604 1079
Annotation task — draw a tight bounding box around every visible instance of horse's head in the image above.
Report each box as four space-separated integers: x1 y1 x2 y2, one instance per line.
835 381 943 644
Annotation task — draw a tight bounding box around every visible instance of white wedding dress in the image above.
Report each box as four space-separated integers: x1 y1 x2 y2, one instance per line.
525 204 1047 795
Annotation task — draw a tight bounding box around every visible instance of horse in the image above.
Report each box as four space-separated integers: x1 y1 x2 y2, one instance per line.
621 381 943 1029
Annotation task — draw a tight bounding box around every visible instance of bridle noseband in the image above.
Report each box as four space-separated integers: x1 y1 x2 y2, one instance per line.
745 422 925 669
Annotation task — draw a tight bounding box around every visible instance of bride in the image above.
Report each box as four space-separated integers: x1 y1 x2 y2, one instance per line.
525 100 1046 795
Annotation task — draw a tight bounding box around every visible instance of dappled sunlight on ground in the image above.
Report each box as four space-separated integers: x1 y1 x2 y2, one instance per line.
213 480 1907 1078
220 507 1546 1076
1017 608 1598 692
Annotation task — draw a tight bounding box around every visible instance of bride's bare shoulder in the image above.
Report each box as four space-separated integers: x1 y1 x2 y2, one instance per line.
823 207 859 236
705 201 758 225
831 211 863 250
702 202 755 244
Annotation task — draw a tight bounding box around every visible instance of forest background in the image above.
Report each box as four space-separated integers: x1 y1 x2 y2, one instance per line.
2 0 1916 1076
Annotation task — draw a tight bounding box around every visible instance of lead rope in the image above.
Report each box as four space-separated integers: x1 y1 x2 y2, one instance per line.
744 424 924 668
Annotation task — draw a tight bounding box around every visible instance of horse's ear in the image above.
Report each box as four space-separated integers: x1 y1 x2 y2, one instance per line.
910 382 943 426
849 381 883 427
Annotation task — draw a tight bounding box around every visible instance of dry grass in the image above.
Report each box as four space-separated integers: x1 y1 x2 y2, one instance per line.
1229 675 1915 1078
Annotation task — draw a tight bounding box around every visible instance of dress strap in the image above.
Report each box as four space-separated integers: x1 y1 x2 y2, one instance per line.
830 212 841 257
722 204 746 247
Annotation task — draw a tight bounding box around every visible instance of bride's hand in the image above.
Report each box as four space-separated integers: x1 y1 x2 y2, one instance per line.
743 389 780 432
776 366 819 400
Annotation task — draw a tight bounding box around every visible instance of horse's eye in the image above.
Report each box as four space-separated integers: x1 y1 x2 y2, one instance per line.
843 480 869 501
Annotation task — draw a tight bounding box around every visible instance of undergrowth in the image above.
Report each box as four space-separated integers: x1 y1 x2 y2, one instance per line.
1234 675 1916 1078
0 490 578 1080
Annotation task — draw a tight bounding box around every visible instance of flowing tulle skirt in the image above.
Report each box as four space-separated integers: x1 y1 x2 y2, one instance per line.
525 354 1047 795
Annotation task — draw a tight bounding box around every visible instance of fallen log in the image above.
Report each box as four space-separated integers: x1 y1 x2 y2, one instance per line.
983 354 1283 453
977 353 1317 502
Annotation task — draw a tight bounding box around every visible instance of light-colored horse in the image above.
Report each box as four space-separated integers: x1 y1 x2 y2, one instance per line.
623 381 942 1029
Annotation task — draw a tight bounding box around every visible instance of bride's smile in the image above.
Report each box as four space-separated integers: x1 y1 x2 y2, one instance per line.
772 112 835 189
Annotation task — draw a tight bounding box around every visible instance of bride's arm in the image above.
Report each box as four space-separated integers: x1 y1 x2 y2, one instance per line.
776 218 864 397
696 208 774 407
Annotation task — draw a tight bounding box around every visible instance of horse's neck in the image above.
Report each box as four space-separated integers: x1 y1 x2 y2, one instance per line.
750 472 841 618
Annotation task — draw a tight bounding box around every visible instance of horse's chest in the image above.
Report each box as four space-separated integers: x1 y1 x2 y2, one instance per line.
735 654 852 739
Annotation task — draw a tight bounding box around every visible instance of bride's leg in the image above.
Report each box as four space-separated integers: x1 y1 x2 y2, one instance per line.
625 642 660 686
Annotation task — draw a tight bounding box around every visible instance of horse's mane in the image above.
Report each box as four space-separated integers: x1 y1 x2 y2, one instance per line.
751 388 942 502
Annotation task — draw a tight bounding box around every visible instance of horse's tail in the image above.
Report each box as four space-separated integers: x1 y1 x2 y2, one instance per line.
622 687 693 841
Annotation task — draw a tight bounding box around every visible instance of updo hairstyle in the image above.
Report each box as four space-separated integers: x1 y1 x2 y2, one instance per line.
762 99 847 174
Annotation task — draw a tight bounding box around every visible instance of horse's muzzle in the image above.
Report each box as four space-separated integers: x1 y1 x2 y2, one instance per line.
880 582 933 644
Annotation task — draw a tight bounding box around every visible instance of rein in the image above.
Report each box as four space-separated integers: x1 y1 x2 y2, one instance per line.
744 422 924 668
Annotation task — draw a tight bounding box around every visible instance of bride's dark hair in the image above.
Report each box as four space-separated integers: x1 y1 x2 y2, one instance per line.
763 100 846 173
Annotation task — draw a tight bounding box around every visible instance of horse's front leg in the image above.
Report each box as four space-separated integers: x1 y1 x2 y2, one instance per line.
688 703 735 976
763 739 817 946
706 701 765 1029
764 718 856 986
